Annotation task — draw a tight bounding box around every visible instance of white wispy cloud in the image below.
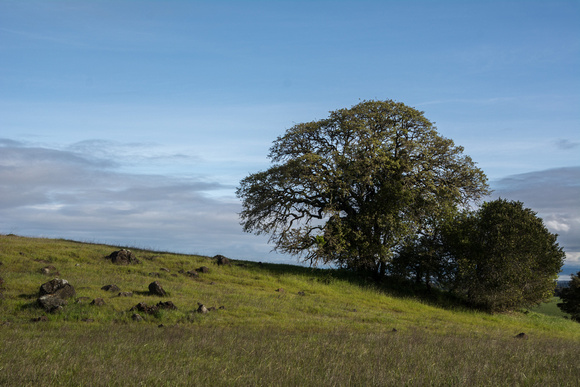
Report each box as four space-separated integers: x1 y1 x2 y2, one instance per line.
0 138 281 261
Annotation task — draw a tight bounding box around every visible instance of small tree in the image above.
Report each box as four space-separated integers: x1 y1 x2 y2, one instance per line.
558 271 580 322
389 218 457 289
448 199 565 312
237 100 489 276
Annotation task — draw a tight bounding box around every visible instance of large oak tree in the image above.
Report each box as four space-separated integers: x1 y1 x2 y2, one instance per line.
237 100 490 276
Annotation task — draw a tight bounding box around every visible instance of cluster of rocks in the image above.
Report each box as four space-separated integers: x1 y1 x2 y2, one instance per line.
28 249 232 323
101 284 133 297
130 300 178 315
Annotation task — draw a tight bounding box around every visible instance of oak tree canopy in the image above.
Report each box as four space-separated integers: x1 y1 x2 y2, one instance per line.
237 100 490 276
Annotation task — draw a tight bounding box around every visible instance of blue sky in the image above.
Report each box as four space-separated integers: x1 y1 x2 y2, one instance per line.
1 1 579 277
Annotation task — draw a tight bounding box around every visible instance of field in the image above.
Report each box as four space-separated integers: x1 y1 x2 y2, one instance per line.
1 234 579 385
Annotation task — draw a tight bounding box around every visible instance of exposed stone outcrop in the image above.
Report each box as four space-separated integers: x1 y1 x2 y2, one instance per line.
130 300 176 315
148 281 166 296
91 298 106 306
215 255 231 266
38 278 76 312
39 278 76 298
157 301 177 310
108 249 140 265
38 294 67 312
131 302 158 315
101 284 120 292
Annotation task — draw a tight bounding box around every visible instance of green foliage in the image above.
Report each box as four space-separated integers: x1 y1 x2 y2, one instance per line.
237 100 489 275
446 199 565 312
558 271 580 322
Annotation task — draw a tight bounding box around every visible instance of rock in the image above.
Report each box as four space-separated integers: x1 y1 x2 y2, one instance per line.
132 313 143 322
186 270 199 278
31 316 48 322
158 324 165 328
118 292 133 297
101 284 121 292
215 255 230 266
160 268 170 272
157 301 177 310
149 272 161 277
148 281 166 296
108 249 140 265
297 291 305 296
91 298 106 306
276 288 285 293
38 294 67 312
197 266 210 274
197 303 208 314
39 278 76 298
515 332 528 339
131 302 159 315
40 265 58 275
75 297 91 304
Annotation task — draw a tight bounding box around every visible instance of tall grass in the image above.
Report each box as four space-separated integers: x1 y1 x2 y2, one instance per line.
1 324 578 386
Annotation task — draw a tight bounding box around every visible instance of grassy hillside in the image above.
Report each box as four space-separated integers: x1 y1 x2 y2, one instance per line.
1 234 579 385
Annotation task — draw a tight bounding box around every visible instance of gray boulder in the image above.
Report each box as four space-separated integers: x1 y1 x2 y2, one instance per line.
39 278 76 299
38 294 67 312
38 278 76 312
108 249 140 265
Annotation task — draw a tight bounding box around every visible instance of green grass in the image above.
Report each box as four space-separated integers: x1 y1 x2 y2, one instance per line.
528 296 571 318
1 234 579 385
